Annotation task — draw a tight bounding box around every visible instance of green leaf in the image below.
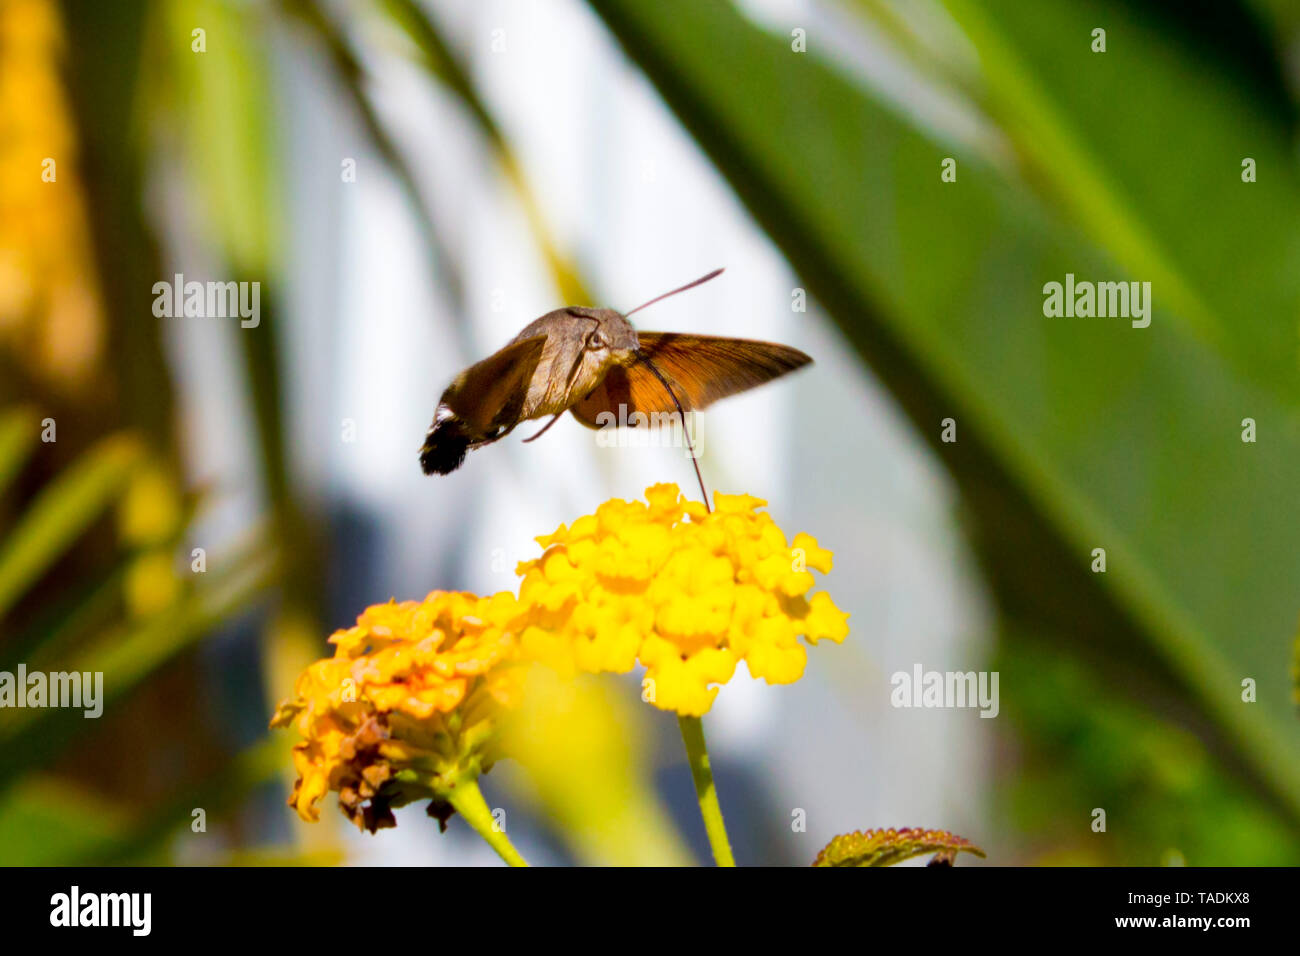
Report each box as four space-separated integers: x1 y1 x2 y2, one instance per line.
936 0 1300 402
68 734 288 864
0 533 276 787
163 0 280 273
0 560 126 673
161 0 323 628
1291 620 1299 710
0 776 130 866
0 433 143 621
584 0 1300 828
813 828 985 867
0 407 38 499
998 630 1300 865
0 736 288 865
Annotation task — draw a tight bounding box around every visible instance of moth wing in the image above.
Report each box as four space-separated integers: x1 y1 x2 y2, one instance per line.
570 365 669 429
570 333 811 428
632 333 812 409
442 334 547 435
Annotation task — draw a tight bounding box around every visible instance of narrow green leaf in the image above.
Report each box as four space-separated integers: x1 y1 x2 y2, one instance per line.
0 561 126 673
163 0 280 273
0 407 38 500
0 534 276 786
0 433 143 621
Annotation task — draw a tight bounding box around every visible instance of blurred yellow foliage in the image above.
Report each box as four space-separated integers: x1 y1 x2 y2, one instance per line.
0 0 103 388
502 668 693 865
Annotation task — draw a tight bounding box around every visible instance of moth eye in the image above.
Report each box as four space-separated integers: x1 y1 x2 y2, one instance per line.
588 331 609 350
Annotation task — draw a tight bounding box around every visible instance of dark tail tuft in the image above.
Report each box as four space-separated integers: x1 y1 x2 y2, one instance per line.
420 417 472 475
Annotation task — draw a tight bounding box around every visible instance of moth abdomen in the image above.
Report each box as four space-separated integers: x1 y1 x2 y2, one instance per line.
419 410 474 475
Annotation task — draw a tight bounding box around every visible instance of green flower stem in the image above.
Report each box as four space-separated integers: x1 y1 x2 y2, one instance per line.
677 714 736 867
447 778 529 867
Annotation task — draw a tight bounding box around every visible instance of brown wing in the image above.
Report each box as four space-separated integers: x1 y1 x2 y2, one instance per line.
570 333 811 428
442 334 547 435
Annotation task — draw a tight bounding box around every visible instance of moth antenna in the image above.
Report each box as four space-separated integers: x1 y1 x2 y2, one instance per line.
638 354 710 511
625 268 724 317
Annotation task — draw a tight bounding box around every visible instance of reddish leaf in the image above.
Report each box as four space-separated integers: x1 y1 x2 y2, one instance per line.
812 827 985 867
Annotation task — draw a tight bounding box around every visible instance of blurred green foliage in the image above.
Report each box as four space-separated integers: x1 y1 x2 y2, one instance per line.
999 635 1300 865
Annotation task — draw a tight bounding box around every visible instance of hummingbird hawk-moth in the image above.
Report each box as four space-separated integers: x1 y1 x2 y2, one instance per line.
419 268 812 477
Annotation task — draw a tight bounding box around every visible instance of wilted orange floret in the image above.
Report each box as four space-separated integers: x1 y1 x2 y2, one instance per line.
270 590 526 831
515 484 849 716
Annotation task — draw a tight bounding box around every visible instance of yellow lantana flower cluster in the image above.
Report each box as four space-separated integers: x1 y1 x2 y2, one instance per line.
273 486 849 830
515 484 849 716
270 591 526 831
